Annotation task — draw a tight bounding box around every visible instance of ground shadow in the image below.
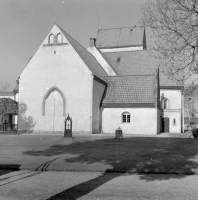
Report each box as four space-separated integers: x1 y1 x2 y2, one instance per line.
0 164 20 177
18 102 35 133
23 136 198 199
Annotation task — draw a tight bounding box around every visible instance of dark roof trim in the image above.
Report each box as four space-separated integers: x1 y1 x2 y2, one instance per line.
160 86 184 90
98 44 143 49
0 92 14 96
102 103 155 108
93 76 107 86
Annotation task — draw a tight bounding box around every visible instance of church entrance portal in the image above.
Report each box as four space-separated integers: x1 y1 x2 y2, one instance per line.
45 90 64 132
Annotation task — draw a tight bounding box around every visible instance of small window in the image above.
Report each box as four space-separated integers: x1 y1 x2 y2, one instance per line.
161 98 169 109
164 99 168 109
49 34 54 44
117 57 121 63
57 33 62 43
122 112 131 123
173 118 176 125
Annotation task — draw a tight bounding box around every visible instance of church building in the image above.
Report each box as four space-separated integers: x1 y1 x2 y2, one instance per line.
18 24 183 134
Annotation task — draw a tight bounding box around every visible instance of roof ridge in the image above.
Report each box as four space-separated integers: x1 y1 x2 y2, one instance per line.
98 26 144 31
106 74 155 78
103 50 152 54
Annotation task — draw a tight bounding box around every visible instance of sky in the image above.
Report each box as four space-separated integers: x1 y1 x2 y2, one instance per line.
0 0 148 90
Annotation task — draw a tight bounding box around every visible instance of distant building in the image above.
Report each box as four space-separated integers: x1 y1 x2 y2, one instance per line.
0 89 18 129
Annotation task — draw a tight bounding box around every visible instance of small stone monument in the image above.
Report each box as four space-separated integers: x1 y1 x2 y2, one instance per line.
115 127 123 140
64 113 73 138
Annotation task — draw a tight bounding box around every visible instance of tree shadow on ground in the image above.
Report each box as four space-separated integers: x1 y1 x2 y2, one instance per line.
0 164 20 177
18 102 35 133
24 136 198 200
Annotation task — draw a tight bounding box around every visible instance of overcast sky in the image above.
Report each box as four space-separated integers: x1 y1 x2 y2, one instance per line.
0 0 148 90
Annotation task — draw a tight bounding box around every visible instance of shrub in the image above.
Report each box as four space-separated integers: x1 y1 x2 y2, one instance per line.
192 128 198 138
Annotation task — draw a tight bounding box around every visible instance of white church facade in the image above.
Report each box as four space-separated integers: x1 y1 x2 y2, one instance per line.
18 24 184 134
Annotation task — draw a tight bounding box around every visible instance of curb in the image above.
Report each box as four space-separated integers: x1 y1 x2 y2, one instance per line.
0 165 196 175
0 164 20 171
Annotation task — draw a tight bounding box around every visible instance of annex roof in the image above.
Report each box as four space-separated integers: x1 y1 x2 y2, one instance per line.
96 26 145 48
102 50 181 87
102 74 155 107
58 25 108 82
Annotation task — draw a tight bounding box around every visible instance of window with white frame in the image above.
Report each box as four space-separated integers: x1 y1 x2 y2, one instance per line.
122 112 131 123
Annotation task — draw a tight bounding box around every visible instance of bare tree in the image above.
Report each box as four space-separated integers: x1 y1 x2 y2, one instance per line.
141 0 198 83
184 84 198 123
0 82 11 92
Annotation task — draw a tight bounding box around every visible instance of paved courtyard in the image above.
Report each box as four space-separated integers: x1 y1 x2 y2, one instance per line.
0 132 197 174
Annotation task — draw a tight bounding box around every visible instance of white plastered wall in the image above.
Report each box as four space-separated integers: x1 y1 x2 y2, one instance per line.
160 89 182 133
19 25 93 133
102 107 158 135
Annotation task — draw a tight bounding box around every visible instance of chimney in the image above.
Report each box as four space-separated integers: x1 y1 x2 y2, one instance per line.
89 38 96 47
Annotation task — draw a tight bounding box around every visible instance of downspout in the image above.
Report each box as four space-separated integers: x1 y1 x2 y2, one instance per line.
181 88 184 133
155 67 160 134
90 76 93 134
100 107 103 133
100 84 108 134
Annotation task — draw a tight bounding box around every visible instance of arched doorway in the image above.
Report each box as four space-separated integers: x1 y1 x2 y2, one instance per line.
43 87 66 132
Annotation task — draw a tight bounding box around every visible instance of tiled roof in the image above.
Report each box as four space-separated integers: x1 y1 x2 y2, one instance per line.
96 26 145 48
58 26 108 82
102 74 155 106
0 92 14 97
102 50 181 87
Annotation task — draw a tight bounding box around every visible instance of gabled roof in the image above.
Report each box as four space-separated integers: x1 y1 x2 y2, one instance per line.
96 26 145 48
57 25 108 82
102 74 155 107
102 50 181 87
